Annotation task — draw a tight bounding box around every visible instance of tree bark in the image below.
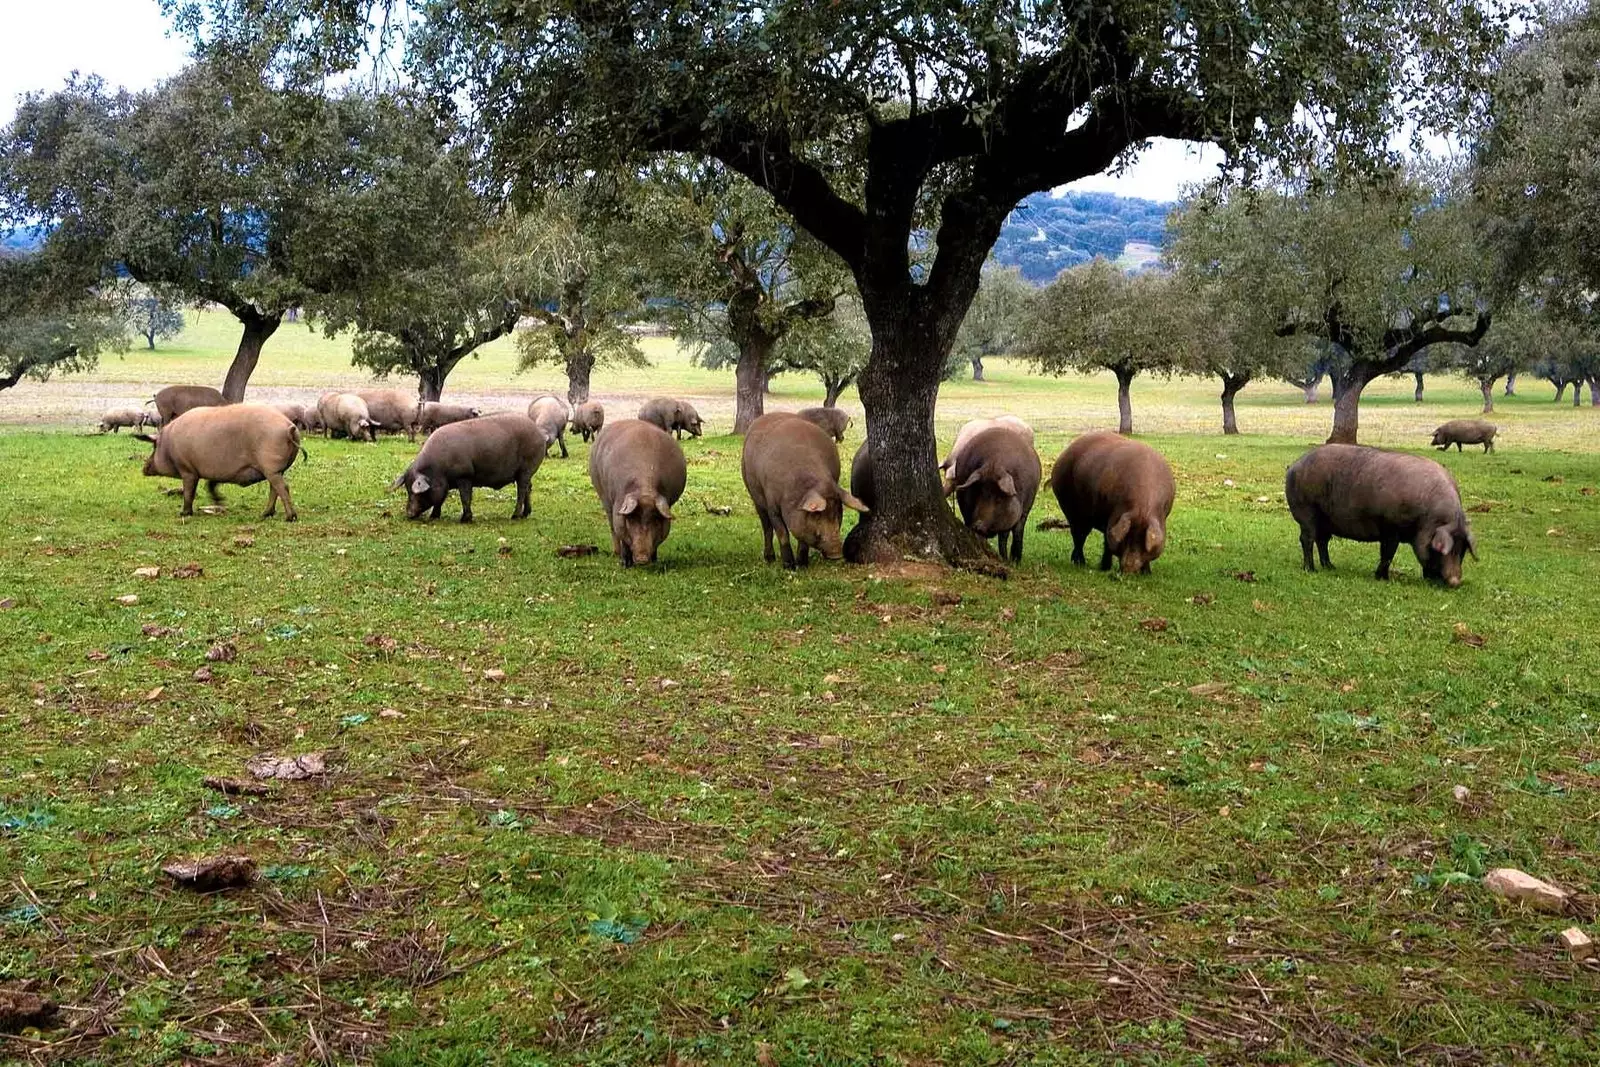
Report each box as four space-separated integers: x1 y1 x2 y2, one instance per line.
1555 380 1568 403
971 355 985 381
565 349 595 405
1115 365 1136 435
1504 372 1517 396
733 335 774 434
1576 380 1585 408
1220 373 1249 435
419 365 447 403
1590 377 1600 407
1413 371 1425 403
220 309 282 402
1303 378 1321 404
1327 364 1378 444
1479 378 1495 414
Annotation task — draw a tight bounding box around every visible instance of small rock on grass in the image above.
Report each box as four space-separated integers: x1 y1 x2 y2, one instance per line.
1452 784 1471 804
161 854 257 892
0 983 58 1034
1452 623 1487 648
114 594 139 606
204 641 237 663
193 666 213 682
483 668 507 683
133 566 160 579
170 562 204 579
1483 868 1570 913
0 598 15 610
1560 927 1595 960
1139 617 1169 633
247 752 326 780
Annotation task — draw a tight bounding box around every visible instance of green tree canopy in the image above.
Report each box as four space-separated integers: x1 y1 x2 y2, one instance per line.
953 265 1034 383
0 250 129 391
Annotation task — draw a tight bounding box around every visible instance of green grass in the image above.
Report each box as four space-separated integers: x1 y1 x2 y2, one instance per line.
2 322 1599 1065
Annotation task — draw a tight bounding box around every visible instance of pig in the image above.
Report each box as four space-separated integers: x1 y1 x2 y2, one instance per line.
355 389 421 441
1050 432 1176 574
797 406 850 442
1431 419 1497 453
390 412 546 523
418 402 481 434
133 404 304 521
741 412 868 568
318 392 376 442
1285 444 1477 587
951 426 1042 562
639 397 703 439
588 419 688 567
849 440 877 512
527 395 573 457
940 416 1034 493
152 385 227 425
99 408 152 433
271 402 317 432
571 401 605 443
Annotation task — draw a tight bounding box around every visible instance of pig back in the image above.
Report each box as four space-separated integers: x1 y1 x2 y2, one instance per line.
742 413 839 507
956 426 1041 504
1436 419 1494 443
356 390 420 434
1053 432 1174 522
415 412 545 485
160 404 300 480
154 385 227 423
589 419 687 507
849 441 877 511
1287 445 1462 539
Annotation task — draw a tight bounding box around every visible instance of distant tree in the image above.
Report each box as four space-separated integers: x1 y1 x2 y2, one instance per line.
953 265 1033 383
771 296 873 407
1022 258 1188 435
0 65 455 401
1442 306 1537 413
513 185 649 404
0 250 128 391
1171 174 1491 443
130 292 185 350
1283 345 1335 404
643 163 848 432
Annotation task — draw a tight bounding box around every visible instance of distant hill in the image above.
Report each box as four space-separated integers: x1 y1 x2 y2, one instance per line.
995 191 1173 283
1 226 46 253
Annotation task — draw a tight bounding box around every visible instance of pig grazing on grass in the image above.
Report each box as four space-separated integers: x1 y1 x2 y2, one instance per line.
1431 420 1497 453
571 401 605 443
797 406 850 442
419 402 480 434
391 413 546 523
152 385 227 425
941 416 1034 493
1285 444 1477 586
588 419 687 567
527 395 573 457
1050 432 1176 574
318 392 376 441
271 403 319 433
741 413 868 568
951 426 1042 562
135 405 304 521
639 398 703 439
356 389 421 441
99 408 152 433
849 440 877 512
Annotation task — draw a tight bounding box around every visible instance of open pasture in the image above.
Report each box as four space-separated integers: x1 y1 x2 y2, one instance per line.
2 327 1599 1065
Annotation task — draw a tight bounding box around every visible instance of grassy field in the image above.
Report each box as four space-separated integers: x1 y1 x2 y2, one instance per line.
2 316 1599 1066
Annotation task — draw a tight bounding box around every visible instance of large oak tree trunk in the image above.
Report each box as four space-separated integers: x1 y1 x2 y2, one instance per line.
221 310 282 402
565 349 594 405
1115 366 1136 435
419 365 447 403
733 336 774 434
1479 378 1495 414
1220 373 1249 435
1328 364 1378 444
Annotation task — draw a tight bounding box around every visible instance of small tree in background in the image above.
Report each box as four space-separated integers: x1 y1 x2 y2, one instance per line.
1443 305 1539 413
1022 258 1188 435
130 291 185 350
0 250 128 391
953 265 1034 383
774 296 873 407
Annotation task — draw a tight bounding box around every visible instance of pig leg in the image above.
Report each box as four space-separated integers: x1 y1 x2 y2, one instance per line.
180 474 199 517
1069 523 1088 565
266 471 296 522
514 469 531 519
557 431 568 459
773 519 798 569
1298 525 1316 571
458 484 474 524
1098 538 1114 571
995 530 1008 559
1484 440 1494 453
1317 534 1333 569
796 541 811 568
759 510 777 563
1374 537 1399 580
1009 524 1024 563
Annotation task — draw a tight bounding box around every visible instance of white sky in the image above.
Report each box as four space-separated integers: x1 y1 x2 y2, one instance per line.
0 0 1219 204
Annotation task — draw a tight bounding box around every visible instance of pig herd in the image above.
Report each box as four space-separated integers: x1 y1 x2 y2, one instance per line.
123 386 1486 586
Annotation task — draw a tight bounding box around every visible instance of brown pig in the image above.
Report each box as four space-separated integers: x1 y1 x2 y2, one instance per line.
134 405 304 521
318 392 376 442
951 426 1042 562
639 398 703 439
418 402 481 434
355 389 421 441
527 395 573 457
940 416 1034 493
99 408 152 433
1285 444 1477 586
271 402 318 433
390 412 546 523
152 385 227 425
1430 420 1497 453
797 406 850 442
588 419 687 567
571 401 605 443
741 412 868 568
1050 432 1175 574
849 440 877 512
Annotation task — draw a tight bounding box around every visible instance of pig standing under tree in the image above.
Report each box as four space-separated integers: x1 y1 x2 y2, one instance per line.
134 405 305 521
1050 432 1176 574
588 419 687 566
797 406 850 442
570 401 605 443
151 385 228 425
1285 444 1477 586
528 395 573 457
391 412 546 522
741 412 868 568
949 426 1041 563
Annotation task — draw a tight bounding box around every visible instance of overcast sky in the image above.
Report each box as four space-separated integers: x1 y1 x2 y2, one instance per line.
0 0 1221 204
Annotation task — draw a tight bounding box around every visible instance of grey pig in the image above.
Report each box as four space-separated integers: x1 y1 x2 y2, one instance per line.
588 419 687 567
797 406 850 442
741 412 867 568
152 385 227 425
570 401 605 443
951 425 1042 562
391 412 546 523
1430 419 1497 453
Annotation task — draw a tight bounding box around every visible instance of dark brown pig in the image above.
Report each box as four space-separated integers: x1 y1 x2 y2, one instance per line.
1430 420 1497 453
849 440 876 512
390 412 545 523
419 402 480 434
588 419 687 567
1050 432 1175 574
951 426 1042 562
527 395 573 457
152 385 227 424
356 389 421 441
741 413 868 568
134 405 304 521
639 398 703 439
1285 444 1477 586
571 401 605 443
797 406 850 442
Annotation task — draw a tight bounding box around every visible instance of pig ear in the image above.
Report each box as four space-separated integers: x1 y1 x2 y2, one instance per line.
941 473 957 497
411 474 431 495
1465 529 1478 560
800 489 829 513
954 469 986 492
1144 520 1163 554
655 496 674 520
616 492 639 516
388 472 407 492
1108 513 1133 546
997 472 1018 497
838 487 870 514
1430 527 1453 556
